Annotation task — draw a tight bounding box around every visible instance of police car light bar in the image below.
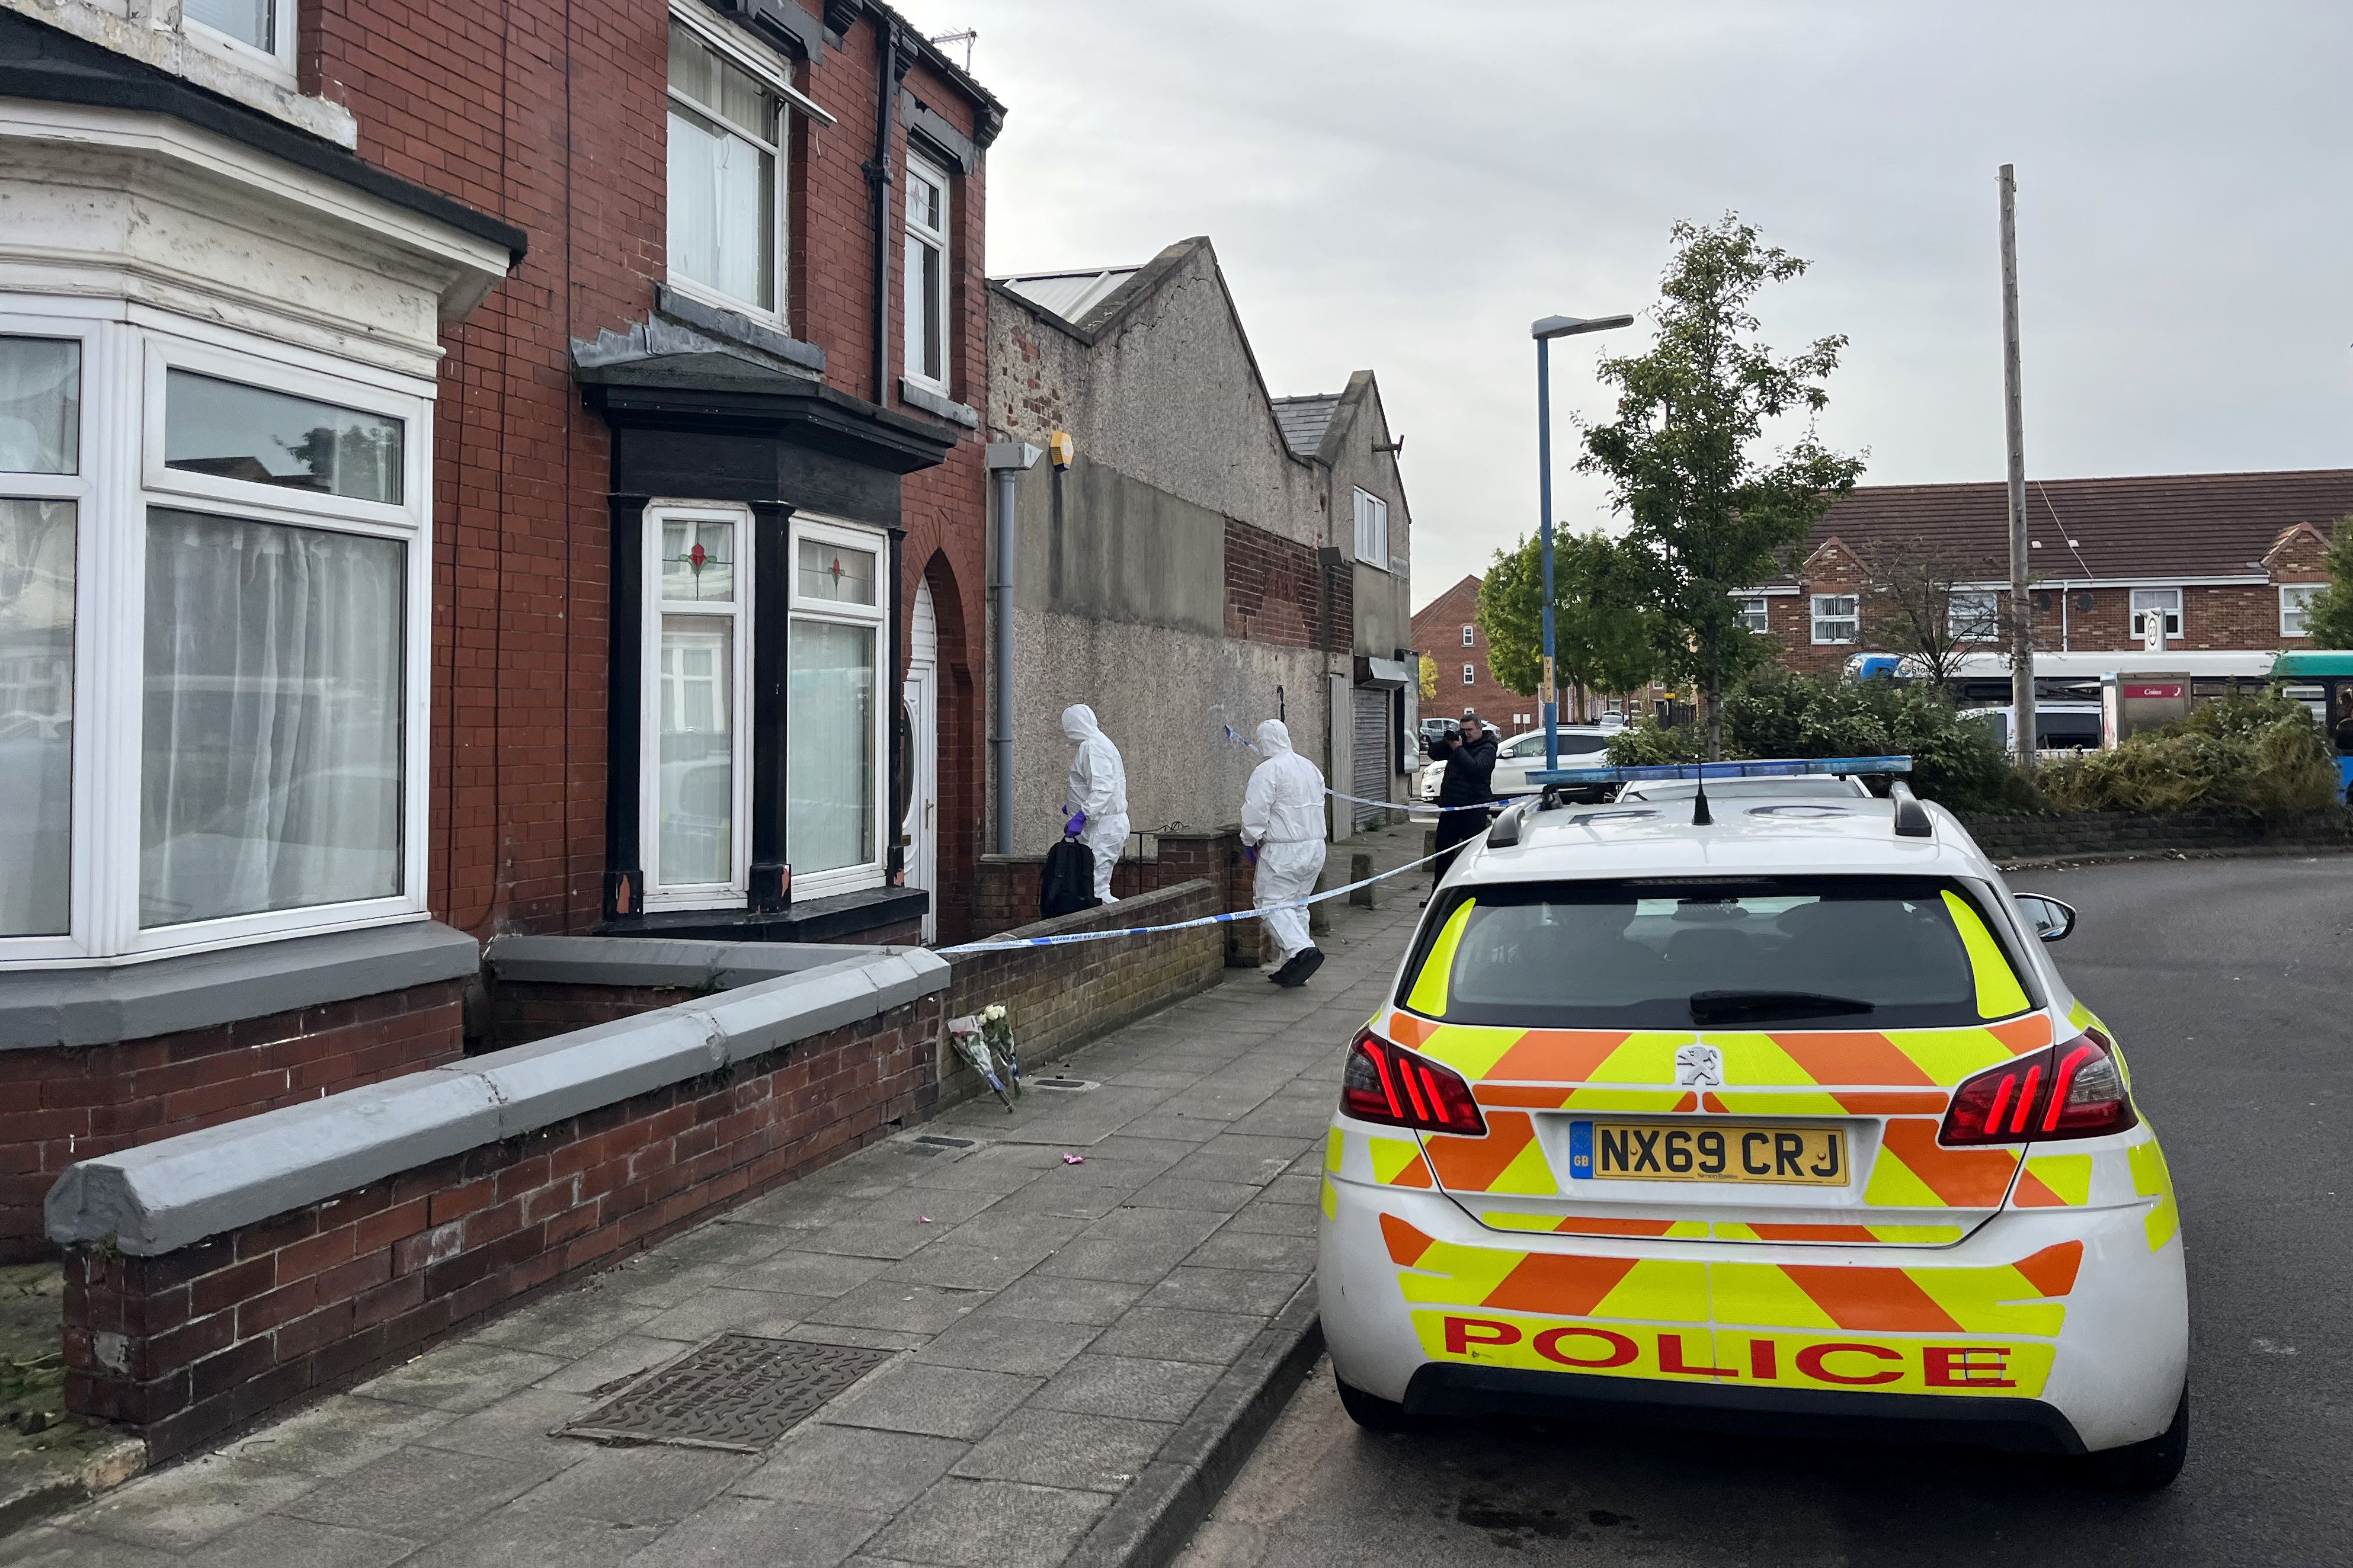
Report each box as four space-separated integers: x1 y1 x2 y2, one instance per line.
1529 754 1916 785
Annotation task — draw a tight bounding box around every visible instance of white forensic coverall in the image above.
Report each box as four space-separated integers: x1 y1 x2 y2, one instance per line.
1062 704 1130 905
1241 719 1328 967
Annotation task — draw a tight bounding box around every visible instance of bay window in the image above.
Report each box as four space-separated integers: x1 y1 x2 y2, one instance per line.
788 522 886 894
641 505 751 903
0 309 432 967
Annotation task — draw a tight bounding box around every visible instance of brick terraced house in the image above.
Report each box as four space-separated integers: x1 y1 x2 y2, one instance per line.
1755 469 2353 678
0 0 1003 1257
1412 574 1543 733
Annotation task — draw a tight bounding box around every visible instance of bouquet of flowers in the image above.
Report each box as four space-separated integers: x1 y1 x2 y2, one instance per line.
947 1003 1022 1111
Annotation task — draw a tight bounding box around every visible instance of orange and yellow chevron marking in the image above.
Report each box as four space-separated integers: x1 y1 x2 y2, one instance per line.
1324 1128 1344 1173
1484 1030 1637 1082
1712 1222 1968 1244
1481 1210 1696 1239
1383 1217 1708 1320
1368 1136 1433 1189
1423 1112 1557 1194
1321 1177 1337 1219
1864 1118 2020 1209
2015 1153 2093 1208
1395 1018 2052 1095
2129 1138 2179 1251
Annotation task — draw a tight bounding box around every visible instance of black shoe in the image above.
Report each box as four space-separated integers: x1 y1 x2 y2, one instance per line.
1266 954 1301 984
1275 949 1324 987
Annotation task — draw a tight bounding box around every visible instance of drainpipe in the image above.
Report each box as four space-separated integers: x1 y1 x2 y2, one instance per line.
985 441 1043 854
865 24 908 403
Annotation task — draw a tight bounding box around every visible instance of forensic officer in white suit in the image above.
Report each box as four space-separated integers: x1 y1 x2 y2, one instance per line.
1240 718 1328 987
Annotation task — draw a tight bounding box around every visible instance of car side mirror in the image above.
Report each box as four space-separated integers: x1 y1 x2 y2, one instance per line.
2015 894 2077 942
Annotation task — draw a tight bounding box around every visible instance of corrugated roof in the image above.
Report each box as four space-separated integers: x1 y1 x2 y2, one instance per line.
994 267 1141 324
1793 468 2353 583
1271 393 1342 460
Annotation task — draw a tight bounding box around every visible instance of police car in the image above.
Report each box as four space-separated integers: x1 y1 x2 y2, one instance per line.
1317 759 2189 1489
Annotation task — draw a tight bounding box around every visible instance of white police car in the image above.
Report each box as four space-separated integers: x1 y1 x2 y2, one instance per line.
1317 762 2189 1489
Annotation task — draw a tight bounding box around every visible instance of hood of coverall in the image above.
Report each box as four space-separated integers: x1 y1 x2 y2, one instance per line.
1063 704 1105 744
1256 719 1295 759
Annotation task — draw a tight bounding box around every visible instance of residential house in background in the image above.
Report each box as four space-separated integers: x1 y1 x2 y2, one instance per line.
1411 575 1544 733
985 236 1417 857
0 0 1002 1256
1755 469 2352 678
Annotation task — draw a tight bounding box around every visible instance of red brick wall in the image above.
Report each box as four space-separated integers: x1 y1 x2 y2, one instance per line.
1226 518 1348 653
1411 575 1544 728
2 985 465 1264
298 5 993 944
60 989 945 1461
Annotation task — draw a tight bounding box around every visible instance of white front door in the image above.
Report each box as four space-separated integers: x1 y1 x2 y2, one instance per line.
904 581 939 942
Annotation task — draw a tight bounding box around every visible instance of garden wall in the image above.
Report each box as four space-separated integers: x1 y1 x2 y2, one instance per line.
1958 806 2353 865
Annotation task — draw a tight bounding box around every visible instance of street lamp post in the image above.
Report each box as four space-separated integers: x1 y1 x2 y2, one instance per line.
1532 313 1635 770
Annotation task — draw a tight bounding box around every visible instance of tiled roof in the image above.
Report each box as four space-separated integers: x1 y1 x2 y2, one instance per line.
1797 469 2353 583
1270 393 1341 460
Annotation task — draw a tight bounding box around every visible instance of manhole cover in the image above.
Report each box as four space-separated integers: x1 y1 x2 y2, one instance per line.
556 1335 891 1452
1030 1077 1097 1092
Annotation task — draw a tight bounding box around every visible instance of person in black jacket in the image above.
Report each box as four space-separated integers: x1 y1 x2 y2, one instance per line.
1424 712 1498 892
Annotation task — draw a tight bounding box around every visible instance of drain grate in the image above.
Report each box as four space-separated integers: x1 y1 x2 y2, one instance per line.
556 1335 891 1452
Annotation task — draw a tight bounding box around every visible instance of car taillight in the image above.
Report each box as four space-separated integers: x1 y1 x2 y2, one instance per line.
1942 1029 2136 1145
1341 1030 1487 1136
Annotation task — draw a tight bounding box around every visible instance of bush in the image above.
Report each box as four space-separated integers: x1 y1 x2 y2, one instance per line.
2039 692 2339 816
1603 672 2035 810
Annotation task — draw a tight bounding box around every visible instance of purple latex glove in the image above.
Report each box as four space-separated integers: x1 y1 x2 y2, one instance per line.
1064 810 1087 838
1243 845 1258 866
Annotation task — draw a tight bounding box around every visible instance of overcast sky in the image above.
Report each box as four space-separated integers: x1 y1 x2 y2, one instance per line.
904 0 2353 611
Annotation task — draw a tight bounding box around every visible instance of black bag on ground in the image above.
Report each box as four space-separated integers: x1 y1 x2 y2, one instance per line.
1040 838 1100 919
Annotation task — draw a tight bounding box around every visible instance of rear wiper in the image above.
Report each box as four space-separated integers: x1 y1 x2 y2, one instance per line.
1688 990 1876 1025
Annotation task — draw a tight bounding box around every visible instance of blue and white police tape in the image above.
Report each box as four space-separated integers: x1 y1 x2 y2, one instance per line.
1218 724 1493 813
935 840 1456 955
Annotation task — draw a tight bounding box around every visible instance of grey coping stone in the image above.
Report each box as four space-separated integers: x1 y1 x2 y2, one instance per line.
626 1498 889 1568
484 933 897 989
182 1514 418 1568
968 1275 1146 1327
45 947 950 1255
728 1249 895 1299
67 1453 323 1553
635 1287 830 1342
820 1363 1042 1440
216 1393 460 1479
273 1446 564 1542
0 918 480 1053
409 1386 594 1466
913 1314 1103 1377
1138 1266 1310 1319
1026 1355 1225 1424
1186 1229 1317 1274
899 377 979 429
354 1342 568 1413
1087 1307 1269 1368
734 1425 967 1511
875 1245 1041 1294
866 1477 1111 1568
802 1278 989 1334
508 1444 757 1524
398 1511 662 1568
949 1408 1174 1493
0 1528 184 1568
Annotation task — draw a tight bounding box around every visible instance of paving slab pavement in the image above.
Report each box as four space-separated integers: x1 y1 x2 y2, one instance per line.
1 821 1433 1568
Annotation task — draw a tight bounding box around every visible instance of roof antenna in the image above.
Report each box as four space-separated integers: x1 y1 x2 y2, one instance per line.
1692 769 1712 827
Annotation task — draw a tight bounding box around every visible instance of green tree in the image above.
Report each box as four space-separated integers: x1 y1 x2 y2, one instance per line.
1476 531 1658 719
1417 655 1438 701
2297 517 2353 648
1579 216 1867 759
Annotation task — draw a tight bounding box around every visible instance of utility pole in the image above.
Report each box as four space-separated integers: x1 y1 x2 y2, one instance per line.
1999 164 2035 771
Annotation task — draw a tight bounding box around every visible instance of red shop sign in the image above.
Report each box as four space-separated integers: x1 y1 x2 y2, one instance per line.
2122 683 2184 700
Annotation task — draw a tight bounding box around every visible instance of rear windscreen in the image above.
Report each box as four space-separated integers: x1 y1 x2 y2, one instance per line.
1400 877 2032 1030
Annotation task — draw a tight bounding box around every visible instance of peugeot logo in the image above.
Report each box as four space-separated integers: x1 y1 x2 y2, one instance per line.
1675 1044 1724 1088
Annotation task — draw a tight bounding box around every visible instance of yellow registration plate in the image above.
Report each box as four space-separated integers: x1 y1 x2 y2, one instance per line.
1570 1121 1849 1187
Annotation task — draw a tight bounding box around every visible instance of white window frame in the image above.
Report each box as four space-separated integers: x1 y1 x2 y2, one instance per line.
1736 595 1769 634
639 501 755 910
1462 663 1475 687
1461 624 1474 647
0 302 434 970
1810 593 1859 645
787 514 892 902
1353 488 1390 572
2129 588 2183 640
665 9 791 328
1948 588 2002 643
183 0 297 86
901 153 952 396
2281 583 2322 639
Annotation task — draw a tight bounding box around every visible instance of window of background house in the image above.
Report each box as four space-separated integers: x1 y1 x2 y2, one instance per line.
184 0 294 72
668 21 783 318
1736 595 1769 634
2130 588 2182 640
1810 593 1858 644
641 506 749 901
0 318 431 964
1462 663 1475 687
904 156 950 392
790 520 888 896
1948 588 2001 642
1355 489 1389 570
2280 584 2320 639
1462 625 1474 647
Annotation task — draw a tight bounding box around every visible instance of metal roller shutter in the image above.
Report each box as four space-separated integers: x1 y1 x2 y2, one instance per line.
1352 687 1390 829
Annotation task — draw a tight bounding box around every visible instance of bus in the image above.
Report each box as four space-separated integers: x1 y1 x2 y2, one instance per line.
2271 651 2353 801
